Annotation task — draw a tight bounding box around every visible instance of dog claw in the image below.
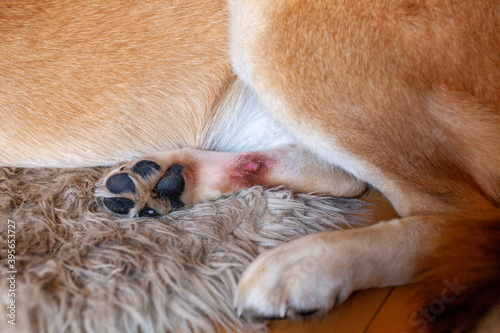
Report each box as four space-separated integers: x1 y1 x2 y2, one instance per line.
279 303 287 318
138 205 160 217
295 308 319 317
254 314 284 321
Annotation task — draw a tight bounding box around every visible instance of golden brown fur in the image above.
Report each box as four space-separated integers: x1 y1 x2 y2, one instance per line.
416 212 500 332
232 0 499 215
0 0 230 166
227 1 499 330
1 0 499 331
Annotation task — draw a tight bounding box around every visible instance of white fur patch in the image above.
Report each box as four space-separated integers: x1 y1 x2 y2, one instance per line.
200 81 294 152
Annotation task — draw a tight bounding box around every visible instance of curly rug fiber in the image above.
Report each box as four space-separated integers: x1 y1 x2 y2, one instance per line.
0 167 366 333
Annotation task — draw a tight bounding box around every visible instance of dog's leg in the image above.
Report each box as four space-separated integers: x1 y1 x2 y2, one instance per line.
228 0 499 326
234 211 500 320
96 146 366 217
234 215 439 319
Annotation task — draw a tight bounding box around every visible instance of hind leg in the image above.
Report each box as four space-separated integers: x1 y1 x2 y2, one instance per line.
96 146 366 217
229 0 499 321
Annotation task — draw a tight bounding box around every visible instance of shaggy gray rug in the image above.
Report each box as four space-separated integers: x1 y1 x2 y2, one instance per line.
0 167 367 333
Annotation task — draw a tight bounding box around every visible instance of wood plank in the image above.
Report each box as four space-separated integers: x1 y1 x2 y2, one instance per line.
366 285 420 333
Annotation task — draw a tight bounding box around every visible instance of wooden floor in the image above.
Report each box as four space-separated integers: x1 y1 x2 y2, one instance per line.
269 285 419 333
268 191 421 333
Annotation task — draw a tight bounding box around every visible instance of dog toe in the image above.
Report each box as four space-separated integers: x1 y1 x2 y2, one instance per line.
153 164 185 208
132 160 162 179
251 314 285 322
105 173 136 194
103 197 136 215
295 308 320 317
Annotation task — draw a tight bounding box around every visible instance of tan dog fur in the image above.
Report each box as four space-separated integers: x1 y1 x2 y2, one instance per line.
0 0 231 166
229 0 499 322
1 0 499 330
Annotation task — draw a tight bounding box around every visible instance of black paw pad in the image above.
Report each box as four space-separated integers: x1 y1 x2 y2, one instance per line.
106 173 136 194
154 164 185 208
138 205 160 218
103 197 135 215
132 160 161 179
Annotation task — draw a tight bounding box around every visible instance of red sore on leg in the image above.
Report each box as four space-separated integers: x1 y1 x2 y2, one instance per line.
229 153 275 187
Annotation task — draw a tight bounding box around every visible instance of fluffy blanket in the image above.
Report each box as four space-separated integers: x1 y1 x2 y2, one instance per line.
0 167 366 333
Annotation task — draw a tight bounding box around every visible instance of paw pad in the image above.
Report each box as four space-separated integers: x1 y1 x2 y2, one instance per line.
154 164 185 208
103 197 136 215
132 160 161 178
106 173 136 194
99 160 186 217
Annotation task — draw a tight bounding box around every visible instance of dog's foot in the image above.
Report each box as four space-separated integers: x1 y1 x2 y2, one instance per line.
96 156 190 217
234 233 353 320
235 220 419 320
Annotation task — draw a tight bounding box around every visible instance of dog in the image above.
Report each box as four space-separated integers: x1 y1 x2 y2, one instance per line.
1 0 499 331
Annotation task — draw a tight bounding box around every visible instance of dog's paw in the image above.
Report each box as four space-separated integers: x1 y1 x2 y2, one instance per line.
96 158 187 217
234 233 355 320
